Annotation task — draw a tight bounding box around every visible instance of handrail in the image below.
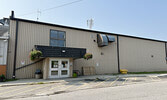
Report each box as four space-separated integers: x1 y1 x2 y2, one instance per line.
16 58 45 70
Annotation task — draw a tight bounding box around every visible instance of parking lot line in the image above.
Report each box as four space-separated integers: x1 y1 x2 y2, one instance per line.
0 85 35 95
149 76 156 81
8 84 54 97
76 82 89 89
156 76 161 81
37 83 62 94
122 78 128 85
134 77 137 84
148 76 153 81
153 76 161 81
110 77 119 86
60 81 83 91
149 76 161 81
94 77 111 87
76 78 102 90
50 83 65 90
0 86 17 91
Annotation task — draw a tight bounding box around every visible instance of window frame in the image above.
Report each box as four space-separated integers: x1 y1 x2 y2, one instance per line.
50 29 66 47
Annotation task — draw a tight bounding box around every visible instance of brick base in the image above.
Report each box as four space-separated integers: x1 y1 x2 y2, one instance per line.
0 65 6 76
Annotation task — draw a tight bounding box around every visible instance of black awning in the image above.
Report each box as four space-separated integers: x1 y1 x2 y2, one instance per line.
35 45 86 58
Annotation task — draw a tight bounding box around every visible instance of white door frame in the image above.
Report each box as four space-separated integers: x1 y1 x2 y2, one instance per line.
49 58 70 78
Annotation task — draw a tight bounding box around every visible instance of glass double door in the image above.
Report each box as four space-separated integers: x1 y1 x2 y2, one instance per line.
49 59 69 78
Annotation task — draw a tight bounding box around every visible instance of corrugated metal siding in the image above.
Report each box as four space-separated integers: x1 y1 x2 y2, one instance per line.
6 20 16 78
50 28 118 74
7 20 118 78
119 36 167 72
15 21 49 78
66 31 118 74
7 21 49 79
8 19 167 79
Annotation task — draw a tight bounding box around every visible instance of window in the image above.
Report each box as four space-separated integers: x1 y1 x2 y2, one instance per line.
61 61 68 68
50 30 66 47
51 61 58 68
51 71 58 75
61 70 68 75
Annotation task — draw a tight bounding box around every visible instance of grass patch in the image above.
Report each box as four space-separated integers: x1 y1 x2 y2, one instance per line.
5 79 18 82
37 82 44 84
112 73 120 75
128 71 167 74
112 71 167 75
27 82 45 85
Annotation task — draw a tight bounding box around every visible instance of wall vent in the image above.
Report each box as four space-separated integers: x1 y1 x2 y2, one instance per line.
107 35 115 42
97 34 108 47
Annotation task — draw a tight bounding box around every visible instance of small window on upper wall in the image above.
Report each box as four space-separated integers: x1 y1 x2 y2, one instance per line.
50 30 66 47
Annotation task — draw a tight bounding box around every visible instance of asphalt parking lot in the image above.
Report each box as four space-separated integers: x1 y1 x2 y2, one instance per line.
0 74 167 100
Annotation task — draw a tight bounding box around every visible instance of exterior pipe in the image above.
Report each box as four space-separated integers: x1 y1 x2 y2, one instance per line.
165 43 167 64
12 20 18 79
16 59 45 70
117 35 120 73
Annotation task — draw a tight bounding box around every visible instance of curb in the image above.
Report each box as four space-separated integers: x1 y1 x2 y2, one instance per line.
0 81 62 87
0 78 86 87
1 74 166 87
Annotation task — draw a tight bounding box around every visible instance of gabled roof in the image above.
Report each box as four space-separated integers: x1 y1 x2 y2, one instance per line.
10 17 167 43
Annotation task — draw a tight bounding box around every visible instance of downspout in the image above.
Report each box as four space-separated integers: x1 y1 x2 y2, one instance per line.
12 20 19 79
165 42 167 64
117 35 120 73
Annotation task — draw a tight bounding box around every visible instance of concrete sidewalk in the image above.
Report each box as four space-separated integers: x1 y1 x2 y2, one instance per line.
0 74 167 87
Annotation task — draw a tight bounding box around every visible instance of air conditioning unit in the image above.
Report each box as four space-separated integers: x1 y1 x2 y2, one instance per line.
107 35 115 42
97 34 108 47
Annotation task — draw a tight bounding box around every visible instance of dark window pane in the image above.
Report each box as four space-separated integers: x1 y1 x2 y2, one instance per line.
61 70 68 75
50 30 66 47
50 30 58 38
59 40 65 47
61 61 68 68
51 61 59 68
50 40 59 46
51 71 58 75
58 31 65 39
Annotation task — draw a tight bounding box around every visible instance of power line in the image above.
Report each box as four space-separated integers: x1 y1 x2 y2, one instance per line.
18 0 83 17
42 0 83 12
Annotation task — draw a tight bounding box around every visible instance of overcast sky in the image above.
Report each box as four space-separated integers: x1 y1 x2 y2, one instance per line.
0 0 167 41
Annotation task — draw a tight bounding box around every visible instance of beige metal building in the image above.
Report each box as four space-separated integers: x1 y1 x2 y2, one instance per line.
3 13 167 79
